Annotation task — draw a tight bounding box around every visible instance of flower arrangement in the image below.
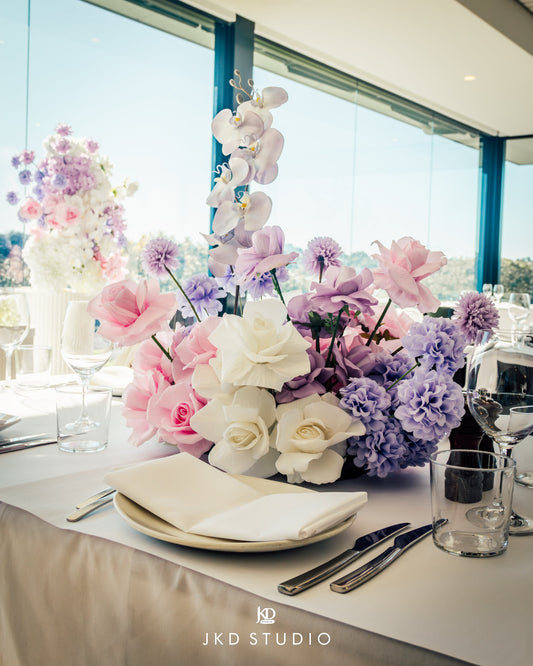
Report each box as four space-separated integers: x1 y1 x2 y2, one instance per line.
88 74 499 484
6 124 136 293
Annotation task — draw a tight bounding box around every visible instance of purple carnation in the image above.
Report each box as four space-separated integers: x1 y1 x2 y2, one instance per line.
303 236 342 278
276 348 334 403
367 350 415 407
453 291 499 344
399 434 439 469
18 169 32 185
177 273 226 319
142 237 181 277
6 191 19 205
11 155 21 168
401 316 466 376
347 419 408 478
395 369 465 442
246 266 288 300
339 376 391 429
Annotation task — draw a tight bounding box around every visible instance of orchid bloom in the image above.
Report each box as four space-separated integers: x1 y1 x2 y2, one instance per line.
212 191 272 236
232 128 284 185
211 108 264 155
206 156 250 208
237 86 288 130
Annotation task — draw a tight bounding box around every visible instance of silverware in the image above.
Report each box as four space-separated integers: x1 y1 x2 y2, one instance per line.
66 495 115 522
75 488 115 509
0 433 52 447
278 522 410 596
0 437 57 454
330 523 434 593
0 415 21 431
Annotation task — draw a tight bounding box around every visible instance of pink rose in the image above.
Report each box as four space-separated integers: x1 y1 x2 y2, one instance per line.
47 202 81 228
18 197 42 221
147 380 212 457
372 237 446 313
173 317 220 381
87 279 177 346
122 370 170 447
103 253 127 282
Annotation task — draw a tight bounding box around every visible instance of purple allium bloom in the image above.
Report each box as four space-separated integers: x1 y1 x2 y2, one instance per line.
86 139 99 153
20 149 34 165
142 237 181 278
18 169 32 185
55 123 72 136
401 316 466 376
303 236 342 278
11 155 21 168
347 419 408 478
453 291 500 344
276 348 334 403
52 173 67 190
395 368 464 442
177 274 226 319
310 266 378 316
340 377 391 429
6 191 19 205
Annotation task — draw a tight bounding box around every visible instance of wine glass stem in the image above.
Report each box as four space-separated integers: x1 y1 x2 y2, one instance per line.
80 377 90 421
4 347 14 382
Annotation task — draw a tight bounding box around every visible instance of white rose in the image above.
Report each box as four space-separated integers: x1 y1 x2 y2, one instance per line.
275 393 365 484
208 299 311 391
190 386 279 477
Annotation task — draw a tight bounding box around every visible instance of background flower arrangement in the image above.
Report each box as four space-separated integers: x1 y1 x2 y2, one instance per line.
89 74 499 485
6 124 136 293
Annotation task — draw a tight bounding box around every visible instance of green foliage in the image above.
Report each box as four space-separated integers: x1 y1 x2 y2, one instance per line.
500 258 533 296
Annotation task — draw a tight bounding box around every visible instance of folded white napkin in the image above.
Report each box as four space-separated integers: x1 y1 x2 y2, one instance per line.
104 453 367 542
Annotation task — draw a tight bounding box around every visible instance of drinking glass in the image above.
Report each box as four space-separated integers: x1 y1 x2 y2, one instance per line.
466 327 533 534
0 290 30 384
508 293 531 330
61 300 113 432
493 284 504 304
482 283 493 298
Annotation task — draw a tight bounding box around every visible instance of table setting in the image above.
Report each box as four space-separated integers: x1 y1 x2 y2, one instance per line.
1 73 533 666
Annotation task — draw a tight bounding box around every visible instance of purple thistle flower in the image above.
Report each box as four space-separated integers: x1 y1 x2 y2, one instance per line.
142 237 181 278
303 236 342 278
177 274 226 319
347 419 408 478
6 191 19 206
453 291 500 344
340 377 391 429
395 368 464 442
18 169 32 185
55 123 72 136
401 316 466 376
11 155 21 168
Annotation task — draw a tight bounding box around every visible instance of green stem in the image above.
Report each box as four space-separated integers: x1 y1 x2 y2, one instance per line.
151 334 172 362
270 268 286 306
233 284 240 315
366 298 392 346
386 359 420 391
164 265 200 322
325 308 345 366
391 345 404 356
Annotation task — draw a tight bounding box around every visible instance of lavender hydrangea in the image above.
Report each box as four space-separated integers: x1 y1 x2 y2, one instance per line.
401 316 466 376
142 238 181 277
348 419 408 478
18 169 32 185
246 266 289 300
302 236 342 278
339 377 391 430
177 273 226 319
453 291 499 343
399 434 439 469
6 191 19 205
395 369 465 442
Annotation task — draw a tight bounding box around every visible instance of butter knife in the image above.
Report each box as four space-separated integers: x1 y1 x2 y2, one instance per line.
0 433 52 446
278 522 410 596
330 523 433 593
0 437 57 454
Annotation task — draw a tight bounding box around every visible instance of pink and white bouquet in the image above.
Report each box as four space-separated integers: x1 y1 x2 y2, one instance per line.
88 74 497 484
6 124 136 293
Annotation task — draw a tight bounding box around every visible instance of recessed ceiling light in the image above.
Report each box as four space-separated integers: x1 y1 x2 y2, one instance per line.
464 75 476 81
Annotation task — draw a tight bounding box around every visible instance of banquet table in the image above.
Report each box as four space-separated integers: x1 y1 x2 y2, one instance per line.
1 389 533 666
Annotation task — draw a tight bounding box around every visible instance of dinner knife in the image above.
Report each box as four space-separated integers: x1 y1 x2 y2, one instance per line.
278 522 410 596
330 523 433 593
0 437 57 454
0 433 52 447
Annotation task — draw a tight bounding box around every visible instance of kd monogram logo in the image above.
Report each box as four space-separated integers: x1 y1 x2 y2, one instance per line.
256 606 276 625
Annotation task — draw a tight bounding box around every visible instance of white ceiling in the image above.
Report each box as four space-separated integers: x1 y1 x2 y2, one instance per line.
188 0 533 138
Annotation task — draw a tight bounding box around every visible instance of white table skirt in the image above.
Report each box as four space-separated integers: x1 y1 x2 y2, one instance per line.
1 389 533 666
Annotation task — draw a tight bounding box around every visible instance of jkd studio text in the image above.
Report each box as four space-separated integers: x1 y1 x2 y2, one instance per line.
201 632 332 647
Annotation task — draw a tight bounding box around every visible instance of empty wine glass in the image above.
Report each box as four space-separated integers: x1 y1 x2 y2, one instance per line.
493 284 504 304
0 289 30 386
61 300 113 432
466 327 533 534
482 283 493 298
509 293 531 331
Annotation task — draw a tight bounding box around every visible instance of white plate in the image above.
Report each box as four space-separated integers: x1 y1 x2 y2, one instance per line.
113 474 356 552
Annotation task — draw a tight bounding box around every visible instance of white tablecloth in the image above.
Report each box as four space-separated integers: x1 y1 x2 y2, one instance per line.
1 389 533 666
